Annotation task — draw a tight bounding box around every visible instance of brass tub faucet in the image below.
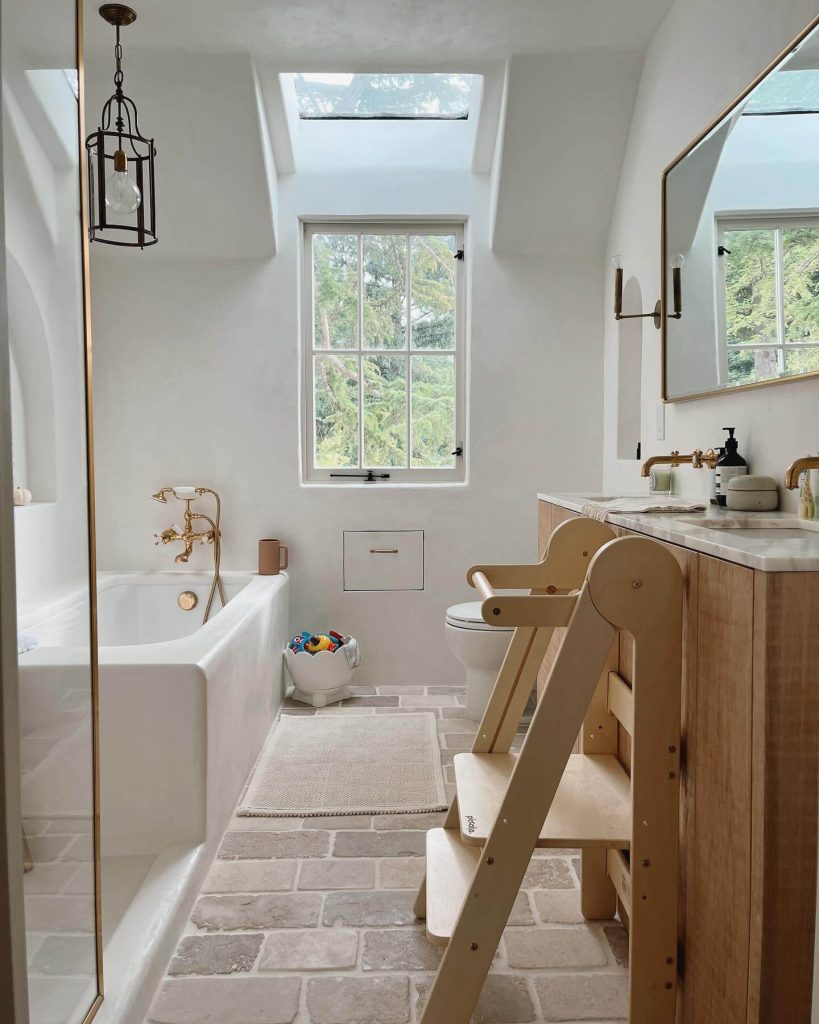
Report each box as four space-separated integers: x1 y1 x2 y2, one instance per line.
641 449 718 478
784 456 819 490
152 486 225 622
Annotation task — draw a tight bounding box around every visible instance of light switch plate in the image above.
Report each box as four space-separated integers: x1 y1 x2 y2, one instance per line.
655 403 666 441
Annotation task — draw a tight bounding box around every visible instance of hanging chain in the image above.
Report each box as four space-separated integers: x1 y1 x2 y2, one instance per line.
114 25 125 135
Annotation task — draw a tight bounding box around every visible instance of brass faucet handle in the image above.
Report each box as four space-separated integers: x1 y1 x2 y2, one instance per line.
669 450 682 467
701 448 718 470
691 449 704 469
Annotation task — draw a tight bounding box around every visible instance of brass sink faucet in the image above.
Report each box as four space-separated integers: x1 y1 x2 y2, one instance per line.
784 455 819 490
641 449 718 478
152 486 226 622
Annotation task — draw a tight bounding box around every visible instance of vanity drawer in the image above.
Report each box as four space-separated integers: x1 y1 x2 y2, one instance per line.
343 531 424 591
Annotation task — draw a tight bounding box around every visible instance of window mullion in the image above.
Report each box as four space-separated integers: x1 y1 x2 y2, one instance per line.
774 225 785 374
406 234 412 470
358 233 365 468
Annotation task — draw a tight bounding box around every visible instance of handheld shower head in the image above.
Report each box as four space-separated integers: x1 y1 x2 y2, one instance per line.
151 489 170 503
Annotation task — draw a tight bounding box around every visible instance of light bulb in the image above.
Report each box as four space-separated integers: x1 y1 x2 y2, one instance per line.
105 149 141 216
611 254 624 270
670 252 686 270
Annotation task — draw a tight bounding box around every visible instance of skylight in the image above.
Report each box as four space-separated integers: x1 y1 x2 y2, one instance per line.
292 73 474 120
744 69 819 114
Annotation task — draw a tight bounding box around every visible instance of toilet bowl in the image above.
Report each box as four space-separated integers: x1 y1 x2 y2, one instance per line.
445 602 514 721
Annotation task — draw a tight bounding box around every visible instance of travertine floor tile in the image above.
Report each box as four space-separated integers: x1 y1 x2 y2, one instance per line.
203 860 298 893
169 934 263 976
298 858 375 891
259 929 358 971
306 975 410 1024
323 890 416 927
361 927 442 971
377 856 426 889
191 893 321 931
332 831 425 858
415 973 537 1023
219 831 330 860
535 973 629 1021
150 977 301 1023
149 700 628 1024
504 927 608 969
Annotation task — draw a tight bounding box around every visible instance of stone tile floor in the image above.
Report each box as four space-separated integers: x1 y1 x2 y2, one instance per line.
147 686 628 1024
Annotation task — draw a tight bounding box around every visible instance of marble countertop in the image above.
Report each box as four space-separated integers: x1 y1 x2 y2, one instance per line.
538 492 819 572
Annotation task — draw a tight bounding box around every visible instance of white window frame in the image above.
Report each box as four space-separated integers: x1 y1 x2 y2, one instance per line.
716 212 819 384
301 219 467 485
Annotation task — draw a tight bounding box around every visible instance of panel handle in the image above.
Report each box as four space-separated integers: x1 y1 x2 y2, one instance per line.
370 547 399 554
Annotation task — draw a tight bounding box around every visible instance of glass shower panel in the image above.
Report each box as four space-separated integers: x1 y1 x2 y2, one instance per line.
1 0 102 1021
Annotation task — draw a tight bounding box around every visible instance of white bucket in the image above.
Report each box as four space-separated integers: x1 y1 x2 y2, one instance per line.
283 644 355 708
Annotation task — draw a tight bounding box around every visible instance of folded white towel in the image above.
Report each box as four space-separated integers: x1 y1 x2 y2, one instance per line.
580 498 707 522
341 636 361 669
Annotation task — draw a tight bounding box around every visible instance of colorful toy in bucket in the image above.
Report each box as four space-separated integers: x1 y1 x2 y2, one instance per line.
284 629 361 708
288 629 347 655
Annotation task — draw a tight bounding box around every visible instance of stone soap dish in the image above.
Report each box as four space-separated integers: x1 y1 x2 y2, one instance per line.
725 475 779 512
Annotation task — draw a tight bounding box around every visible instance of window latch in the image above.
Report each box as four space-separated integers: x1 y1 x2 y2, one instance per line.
330 470 391 483
452 446 463 457
454 249 465 261
717 245 732 256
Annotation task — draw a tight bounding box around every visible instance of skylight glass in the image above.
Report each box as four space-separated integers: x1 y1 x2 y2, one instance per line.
744 69 819 114
292 73 474 120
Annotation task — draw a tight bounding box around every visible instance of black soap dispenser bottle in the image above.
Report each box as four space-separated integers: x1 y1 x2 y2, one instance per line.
714 427 748 507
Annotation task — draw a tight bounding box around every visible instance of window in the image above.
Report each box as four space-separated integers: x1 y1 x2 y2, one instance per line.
717 215 819 387
292 74 474 120
744 69 819 115
302 222 466 484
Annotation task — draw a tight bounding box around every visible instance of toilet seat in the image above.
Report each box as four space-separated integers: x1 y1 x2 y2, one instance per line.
445 601 514 632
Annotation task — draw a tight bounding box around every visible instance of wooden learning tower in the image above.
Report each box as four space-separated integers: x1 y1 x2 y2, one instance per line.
415 517 683 1024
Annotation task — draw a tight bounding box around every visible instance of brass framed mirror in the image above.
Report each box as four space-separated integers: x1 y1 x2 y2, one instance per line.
662 13 819 401
1 0 103 1019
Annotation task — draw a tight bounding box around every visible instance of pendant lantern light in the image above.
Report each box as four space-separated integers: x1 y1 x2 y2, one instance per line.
85 5 157 247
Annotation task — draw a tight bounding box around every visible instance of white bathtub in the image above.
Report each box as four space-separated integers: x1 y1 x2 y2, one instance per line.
18 570 289 1024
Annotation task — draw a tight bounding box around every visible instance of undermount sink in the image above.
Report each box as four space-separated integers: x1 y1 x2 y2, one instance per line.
678 516 819 539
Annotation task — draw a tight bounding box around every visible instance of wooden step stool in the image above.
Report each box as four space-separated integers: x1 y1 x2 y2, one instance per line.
415 517 683 1024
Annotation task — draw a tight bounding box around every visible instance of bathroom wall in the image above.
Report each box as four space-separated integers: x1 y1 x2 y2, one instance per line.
3 69 90 611
90 188 602 683
603 0 819 503
85 44 645 684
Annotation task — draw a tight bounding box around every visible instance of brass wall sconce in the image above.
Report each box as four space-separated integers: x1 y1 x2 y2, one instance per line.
611 254 685 329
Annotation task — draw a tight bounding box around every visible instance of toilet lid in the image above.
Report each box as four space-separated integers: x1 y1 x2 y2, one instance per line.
446 601 513 632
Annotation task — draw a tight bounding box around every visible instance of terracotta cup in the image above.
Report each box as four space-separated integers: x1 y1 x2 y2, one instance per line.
259 538 289 575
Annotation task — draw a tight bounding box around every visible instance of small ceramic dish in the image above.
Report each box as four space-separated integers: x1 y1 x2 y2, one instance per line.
725 475 779 512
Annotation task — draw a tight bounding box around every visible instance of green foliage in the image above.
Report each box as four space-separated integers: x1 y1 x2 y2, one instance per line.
723 225 819 385
294 73 472 119
312 233 457 469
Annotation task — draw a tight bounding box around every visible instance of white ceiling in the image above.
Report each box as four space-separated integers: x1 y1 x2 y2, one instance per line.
83 0 676 63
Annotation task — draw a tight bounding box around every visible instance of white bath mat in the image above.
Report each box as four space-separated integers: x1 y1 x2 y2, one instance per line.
238 713 448 817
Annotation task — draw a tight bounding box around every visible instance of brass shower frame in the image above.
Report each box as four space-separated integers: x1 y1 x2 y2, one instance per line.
78 1 105 1019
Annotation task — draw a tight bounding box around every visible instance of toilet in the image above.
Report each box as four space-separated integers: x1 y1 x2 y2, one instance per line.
445 601 514 721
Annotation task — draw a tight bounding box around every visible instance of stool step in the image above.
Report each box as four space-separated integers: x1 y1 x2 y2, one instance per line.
425 827 481 945
455 752 631 848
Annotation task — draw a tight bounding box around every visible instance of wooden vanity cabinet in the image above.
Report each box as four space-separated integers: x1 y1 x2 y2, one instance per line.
537 499 819 1024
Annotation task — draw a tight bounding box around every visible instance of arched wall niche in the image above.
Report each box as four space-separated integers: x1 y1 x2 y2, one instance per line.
6 252 57 501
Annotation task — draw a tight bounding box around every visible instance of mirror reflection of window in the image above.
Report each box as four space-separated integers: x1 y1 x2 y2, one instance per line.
663 16 819 399
718 219 819 387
